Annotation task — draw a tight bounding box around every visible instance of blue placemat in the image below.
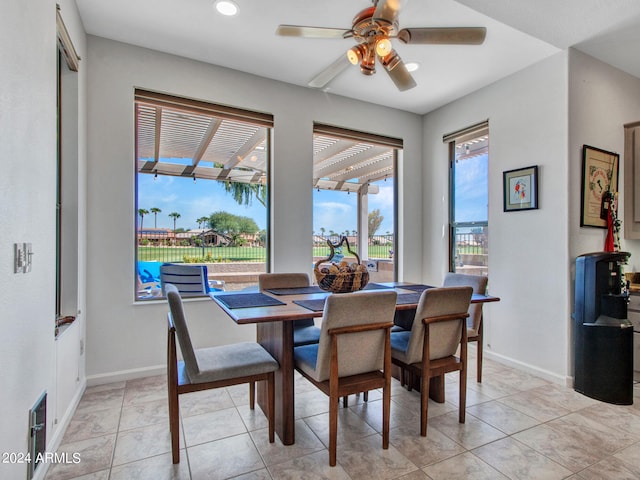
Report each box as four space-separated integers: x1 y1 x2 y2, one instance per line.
266 286 325 295
294 291 422 311
363 283 390 290
293 298 327 312
395 292 423 305
267 283 389 295
398 284 434 293
212 292 286 309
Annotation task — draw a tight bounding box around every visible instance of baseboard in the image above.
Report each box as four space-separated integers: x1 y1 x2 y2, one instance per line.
86 364 165 386
483 349 569 385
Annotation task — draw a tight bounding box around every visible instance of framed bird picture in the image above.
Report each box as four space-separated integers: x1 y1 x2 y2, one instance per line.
503 165 538 212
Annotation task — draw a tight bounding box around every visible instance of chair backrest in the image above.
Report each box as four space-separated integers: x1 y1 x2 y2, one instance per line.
311 290 397 382
160 263 210 297
258 273 310 290
166 284 200 379
404 286 473 364
443 273 488 332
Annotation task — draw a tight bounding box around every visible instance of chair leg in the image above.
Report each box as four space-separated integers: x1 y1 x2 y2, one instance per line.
342 395 348 408
363 391 369 402
249 381 255 410
420 371 429 437
168 384 180 464
329 396 338 466
476 340 483 383
476 324 484 383
382 381 390 450
459 368 467 424
267 374 275 443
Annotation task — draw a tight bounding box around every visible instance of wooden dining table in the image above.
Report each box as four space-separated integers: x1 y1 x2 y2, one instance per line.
210 281 499 445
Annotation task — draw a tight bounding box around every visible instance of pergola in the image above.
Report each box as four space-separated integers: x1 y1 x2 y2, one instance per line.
135 99 393 193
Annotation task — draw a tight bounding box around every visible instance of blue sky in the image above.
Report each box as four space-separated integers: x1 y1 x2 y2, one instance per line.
137 154 486 233
137 173 396 234
453 154 489 223
313 180 395 235
137 173 268 230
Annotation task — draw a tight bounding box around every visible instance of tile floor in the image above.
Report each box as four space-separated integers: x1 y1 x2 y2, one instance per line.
44 356 640 480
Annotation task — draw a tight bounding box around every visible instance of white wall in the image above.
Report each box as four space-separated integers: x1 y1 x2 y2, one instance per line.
0 0 87 477
422 53 571 381
84 37 423 381
568 49 640 267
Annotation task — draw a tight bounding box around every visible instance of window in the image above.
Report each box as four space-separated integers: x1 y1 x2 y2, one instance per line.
312 124 400 282
134 90 272 300
447 122 489 276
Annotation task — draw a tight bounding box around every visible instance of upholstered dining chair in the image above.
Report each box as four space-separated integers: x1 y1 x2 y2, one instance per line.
293 290 397 466
443 273 488 382
390 286 472 436
165 284 279 463
258 273 321 347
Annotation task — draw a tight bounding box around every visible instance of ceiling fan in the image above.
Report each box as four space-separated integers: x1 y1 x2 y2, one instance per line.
276 0 486 92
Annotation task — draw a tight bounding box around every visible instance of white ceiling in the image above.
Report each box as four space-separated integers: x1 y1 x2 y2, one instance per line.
75 0 640 115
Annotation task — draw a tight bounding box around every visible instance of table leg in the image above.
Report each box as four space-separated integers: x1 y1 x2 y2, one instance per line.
429 376 445 403
256 321 295 445
391 366 445 403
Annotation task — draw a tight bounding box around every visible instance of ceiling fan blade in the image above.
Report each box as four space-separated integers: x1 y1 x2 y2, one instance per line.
276 25 350 39
373 0 404 25
381 52 416 91
308 54 352 89
397 27 487 45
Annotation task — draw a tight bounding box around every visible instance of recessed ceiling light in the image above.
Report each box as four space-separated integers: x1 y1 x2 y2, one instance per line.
405 62 420 72
214 0 239 16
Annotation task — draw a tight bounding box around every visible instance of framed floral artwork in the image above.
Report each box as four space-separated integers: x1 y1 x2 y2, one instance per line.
580 145 619 228
503 165 538 212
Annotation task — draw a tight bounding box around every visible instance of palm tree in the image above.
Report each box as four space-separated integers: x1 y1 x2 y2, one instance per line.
197 216 209 229
168 212 181 234
320 227 326 237
150 207 161 228
138 208 149 231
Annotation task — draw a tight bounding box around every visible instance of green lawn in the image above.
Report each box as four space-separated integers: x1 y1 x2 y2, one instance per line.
138 244 394 263
138 246 265 263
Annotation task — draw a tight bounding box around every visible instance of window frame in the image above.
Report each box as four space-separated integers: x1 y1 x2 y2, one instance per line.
56 6 80 322
312 124 400 281
446 122 489 274
133 90 273 301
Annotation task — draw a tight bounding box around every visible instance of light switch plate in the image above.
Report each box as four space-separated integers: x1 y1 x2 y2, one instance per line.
14 243 24 273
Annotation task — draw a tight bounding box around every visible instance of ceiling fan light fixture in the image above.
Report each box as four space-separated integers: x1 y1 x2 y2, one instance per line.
214 0 239 16
360 45 377 75
375 37 393 57
380 50 400 70
277 2 487 91
347 45 364 65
